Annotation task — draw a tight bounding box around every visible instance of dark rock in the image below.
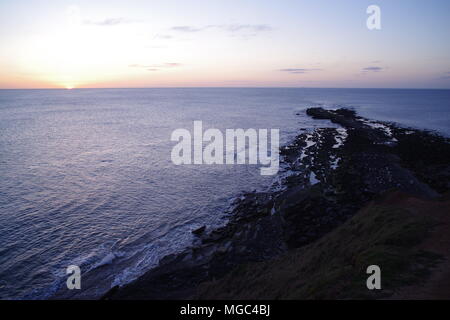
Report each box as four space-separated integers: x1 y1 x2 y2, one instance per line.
192 226 206 235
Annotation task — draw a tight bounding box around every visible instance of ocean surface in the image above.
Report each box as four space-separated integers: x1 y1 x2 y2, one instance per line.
0 88 449 299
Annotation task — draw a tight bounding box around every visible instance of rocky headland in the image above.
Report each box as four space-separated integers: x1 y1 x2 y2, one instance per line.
103 107 450 300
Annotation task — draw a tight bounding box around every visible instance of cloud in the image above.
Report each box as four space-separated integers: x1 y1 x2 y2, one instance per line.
129 63 182 72
171 26 204 32
154 34 174 40
170 24 272 36
83 18 137 27
362 66 383 72
279 68 322 74
219 24 272 33
83 18 135 26
164 63 181 67
437 71 450 80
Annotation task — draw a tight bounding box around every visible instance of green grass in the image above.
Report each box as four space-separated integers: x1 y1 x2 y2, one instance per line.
196 200 441 300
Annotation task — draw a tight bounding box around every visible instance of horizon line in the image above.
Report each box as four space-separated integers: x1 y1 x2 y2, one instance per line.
1 86 450 90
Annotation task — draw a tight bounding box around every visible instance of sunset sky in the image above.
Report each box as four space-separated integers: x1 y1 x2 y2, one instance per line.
1 0 449 89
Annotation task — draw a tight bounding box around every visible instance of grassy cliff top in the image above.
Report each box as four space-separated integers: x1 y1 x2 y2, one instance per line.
196 191 450 300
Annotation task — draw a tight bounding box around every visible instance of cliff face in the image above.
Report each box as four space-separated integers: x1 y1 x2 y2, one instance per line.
103 108 450 300
196 191 450 299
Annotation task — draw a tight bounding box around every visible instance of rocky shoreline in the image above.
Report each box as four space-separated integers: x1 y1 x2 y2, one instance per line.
103 107 450 300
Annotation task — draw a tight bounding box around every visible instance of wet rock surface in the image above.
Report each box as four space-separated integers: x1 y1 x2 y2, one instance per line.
103 107 450 300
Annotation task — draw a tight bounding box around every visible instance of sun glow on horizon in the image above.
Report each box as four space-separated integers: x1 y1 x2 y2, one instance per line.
11 5 148 90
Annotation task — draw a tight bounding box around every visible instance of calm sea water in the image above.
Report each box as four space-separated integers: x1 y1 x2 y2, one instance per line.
0 88 449 299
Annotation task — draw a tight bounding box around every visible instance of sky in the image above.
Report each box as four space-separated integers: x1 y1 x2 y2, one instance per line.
0 0 449 89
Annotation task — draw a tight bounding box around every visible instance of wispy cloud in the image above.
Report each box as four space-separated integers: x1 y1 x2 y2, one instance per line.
219 24 272 33
129 63 182 72
171 26 204 32
437 71 450 80
83 18 136 26
154 34 174 40
170 24 272 36
163 63 181 67
362 66 383 72
279 68 322 74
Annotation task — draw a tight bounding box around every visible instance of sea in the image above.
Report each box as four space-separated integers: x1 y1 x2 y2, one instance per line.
0 88 449 299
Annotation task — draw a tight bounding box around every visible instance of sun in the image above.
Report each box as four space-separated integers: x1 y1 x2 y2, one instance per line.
65 85 74 90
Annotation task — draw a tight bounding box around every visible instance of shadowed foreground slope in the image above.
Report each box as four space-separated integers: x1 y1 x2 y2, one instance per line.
196 191 450 299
